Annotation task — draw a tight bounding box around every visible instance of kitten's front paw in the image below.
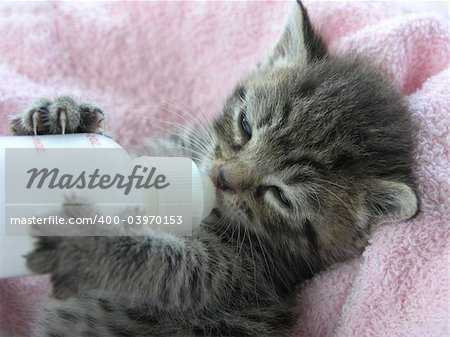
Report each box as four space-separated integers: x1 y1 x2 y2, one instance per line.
25 236 61 275
25 195 102 299
9 96 105 136
26 236 91 299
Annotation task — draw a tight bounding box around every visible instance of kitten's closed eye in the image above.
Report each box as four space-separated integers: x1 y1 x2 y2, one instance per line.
240 112 252 140
235 86 252 143
271 186 292 209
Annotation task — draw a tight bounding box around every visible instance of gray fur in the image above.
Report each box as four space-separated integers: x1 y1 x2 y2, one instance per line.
10 2 418 336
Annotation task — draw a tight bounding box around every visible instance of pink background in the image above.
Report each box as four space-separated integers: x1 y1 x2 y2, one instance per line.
0 2 449 336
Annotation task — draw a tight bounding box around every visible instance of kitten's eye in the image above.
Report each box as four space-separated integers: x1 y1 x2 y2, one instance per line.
240 112 252 139
272 187 291 208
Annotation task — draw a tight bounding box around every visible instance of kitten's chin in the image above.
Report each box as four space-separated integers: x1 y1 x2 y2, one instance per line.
203 208 222 224
214 190 237 215
204 189 227 218
214 188 225 207
211 190 250 226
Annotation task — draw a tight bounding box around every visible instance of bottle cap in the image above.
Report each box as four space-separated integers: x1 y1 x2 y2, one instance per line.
136 157 216 234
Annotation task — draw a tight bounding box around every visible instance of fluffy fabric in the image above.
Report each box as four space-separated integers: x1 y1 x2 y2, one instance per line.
0 2 448 336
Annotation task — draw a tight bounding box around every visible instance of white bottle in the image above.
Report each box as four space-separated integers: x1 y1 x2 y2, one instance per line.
0 133 216 278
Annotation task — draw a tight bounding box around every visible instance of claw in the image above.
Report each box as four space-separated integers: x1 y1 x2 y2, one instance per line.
60 111 67 135
32 110 39 136
98 117 105 134
96 110 105 134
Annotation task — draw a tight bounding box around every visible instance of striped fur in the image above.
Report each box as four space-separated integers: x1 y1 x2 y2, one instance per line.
16 2 418 336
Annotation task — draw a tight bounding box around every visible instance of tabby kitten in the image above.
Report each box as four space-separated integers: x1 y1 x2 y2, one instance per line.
10 2 418 336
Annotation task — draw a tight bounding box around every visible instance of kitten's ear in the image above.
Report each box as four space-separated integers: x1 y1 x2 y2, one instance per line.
261 1 327 68
365 179 419 224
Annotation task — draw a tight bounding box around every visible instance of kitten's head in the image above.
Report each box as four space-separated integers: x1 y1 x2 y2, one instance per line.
200 1 418 264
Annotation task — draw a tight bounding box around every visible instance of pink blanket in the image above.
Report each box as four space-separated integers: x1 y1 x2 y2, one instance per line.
0 2 448 336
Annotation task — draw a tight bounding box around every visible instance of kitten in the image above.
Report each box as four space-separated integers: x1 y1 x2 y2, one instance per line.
9 2 418 336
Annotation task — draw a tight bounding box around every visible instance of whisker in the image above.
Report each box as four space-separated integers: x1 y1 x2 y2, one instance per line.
156 101 214 146
311 177 348 190
147 114 210 151
145 117 212 157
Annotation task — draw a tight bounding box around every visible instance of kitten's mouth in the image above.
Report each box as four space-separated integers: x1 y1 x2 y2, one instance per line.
213 188 240 220
208 167 225 208
208 165 236 213
214 188 224 207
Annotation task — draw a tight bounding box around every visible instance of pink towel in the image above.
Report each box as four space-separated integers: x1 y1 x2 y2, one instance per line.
0 2 448 336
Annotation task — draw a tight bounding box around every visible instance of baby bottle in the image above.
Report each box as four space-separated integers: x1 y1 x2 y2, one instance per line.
0 133 216 278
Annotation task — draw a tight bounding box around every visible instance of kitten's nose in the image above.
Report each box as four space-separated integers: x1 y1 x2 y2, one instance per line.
214 162 252 192
217 166 235 192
